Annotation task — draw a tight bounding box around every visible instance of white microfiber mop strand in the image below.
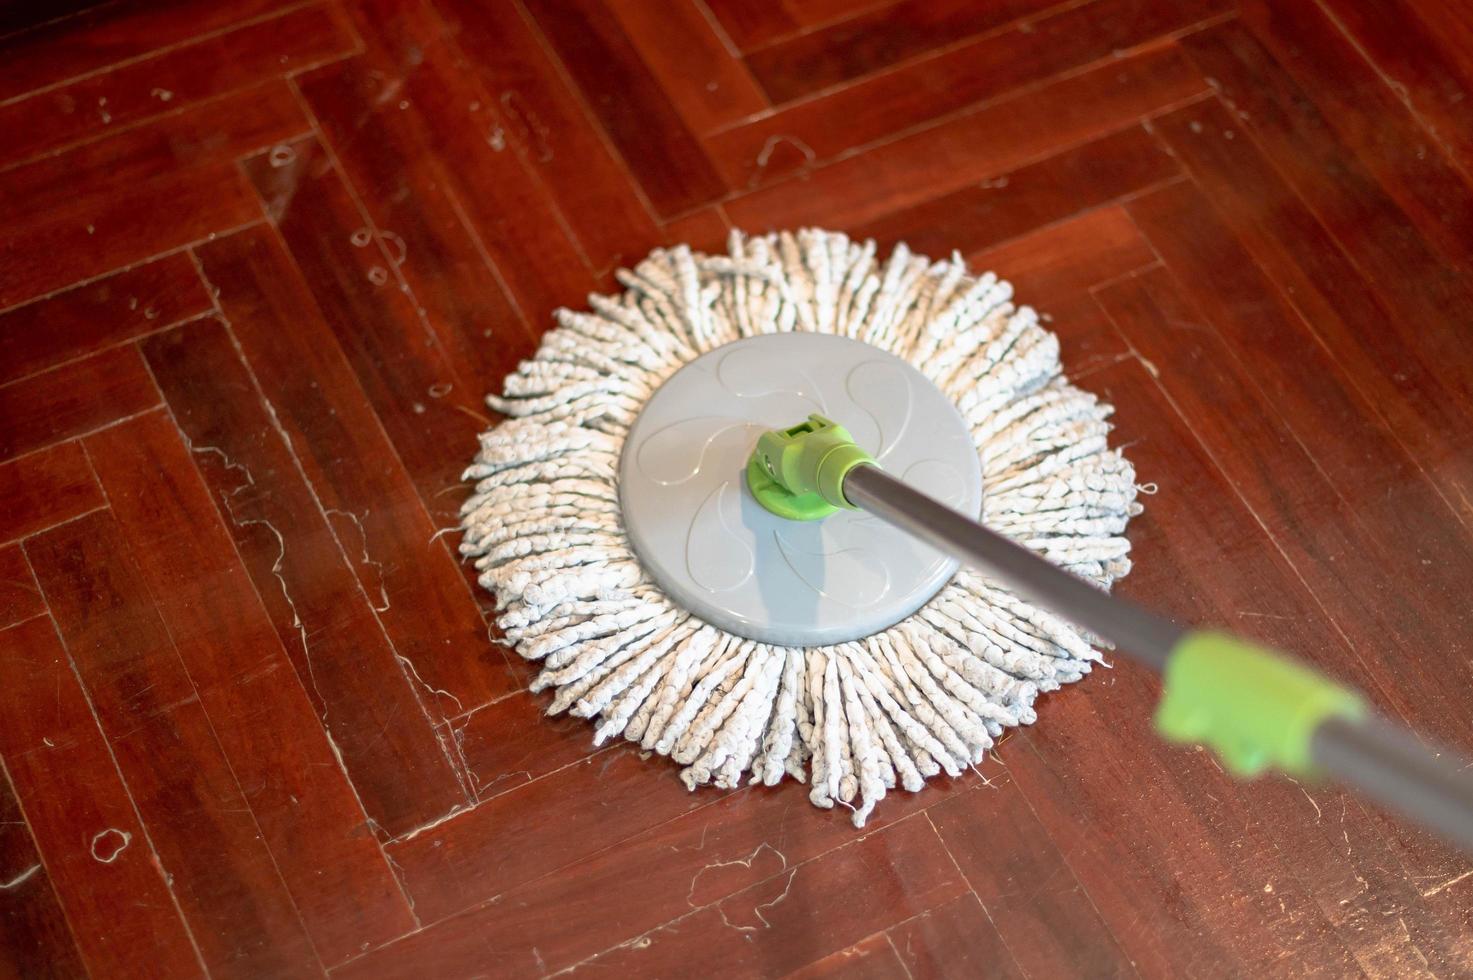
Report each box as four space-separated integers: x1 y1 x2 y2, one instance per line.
460 229 1143 827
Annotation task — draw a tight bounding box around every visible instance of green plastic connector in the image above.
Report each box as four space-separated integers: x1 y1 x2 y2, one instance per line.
746 415 876 521
1155 631 1367 778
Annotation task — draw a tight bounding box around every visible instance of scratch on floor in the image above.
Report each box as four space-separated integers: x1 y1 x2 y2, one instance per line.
1293 780 1323 823
751 135 816 184
397 654 464 716
382 850 415 911
1421 868 1473 898
550 927 660 976
1397 916 1431 969
91 828 132 863
395 803 474 844
685 841 788 908
0 864 41 890
187 440 323 706
713 867 799 935
325 508 392 612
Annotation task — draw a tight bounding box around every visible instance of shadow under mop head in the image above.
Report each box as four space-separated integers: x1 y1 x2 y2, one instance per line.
460 229 1143 826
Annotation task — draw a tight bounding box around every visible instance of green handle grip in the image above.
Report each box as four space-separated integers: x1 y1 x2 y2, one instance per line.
1155 631 1367 778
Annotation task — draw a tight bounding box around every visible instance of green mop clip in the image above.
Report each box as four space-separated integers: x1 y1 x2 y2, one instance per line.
746 414 874 521
747 414 1369 782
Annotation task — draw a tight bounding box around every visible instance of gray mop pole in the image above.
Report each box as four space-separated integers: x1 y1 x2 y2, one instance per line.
843 462 1473 856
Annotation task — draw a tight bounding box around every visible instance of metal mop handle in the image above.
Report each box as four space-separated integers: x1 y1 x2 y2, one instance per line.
749 415 1473 855
844 463 1473 854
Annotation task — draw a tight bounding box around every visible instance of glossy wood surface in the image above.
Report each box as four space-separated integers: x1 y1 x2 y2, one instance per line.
2 1 1471 976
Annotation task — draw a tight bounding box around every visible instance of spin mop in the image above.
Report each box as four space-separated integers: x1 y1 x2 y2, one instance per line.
460 230 1473 850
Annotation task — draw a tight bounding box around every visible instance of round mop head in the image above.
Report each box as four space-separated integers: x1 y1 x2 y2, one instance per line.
460 229 1143 826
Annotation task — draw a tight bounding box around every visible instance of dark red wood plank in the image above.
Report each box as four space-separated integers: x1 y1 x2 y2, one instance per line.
143 317 469 838
887 890 1025 979
299 3 591 346
0 442 103 544
1 81 308 227
1178 23 1473 411
84 409 418 964
966 205 1154 380
1085 292 1473 974
0 3 355 167
294 57 538 394
1147 97 1473 527
723 45 1208 232
366 757 966 971
663 206 734 255
0 767 88 980
851 124 1179 261
744 0 1059 102
0 162 261 309
0 614 203 979
445 692 602 801
607 0 767 133
1125 182 1473 750
1317 0 1473 176
353 799 969 977
238 130 506 615
522 0 727 215
707 0 1229 189
194 226 518 730
782 0 895 26
0 0 297 98
0 345 159 462
432 0 661 273
928 775 1129 976
1239 1 1473 276
987 367 1373 974
699 0 800 51
968 204 1156 301
30 511 324 977
788 933 908 980
560 816 967 977
0 545 44 629
0 255 209 386
382 748 710 925
0 1 109 38
241 137 488 514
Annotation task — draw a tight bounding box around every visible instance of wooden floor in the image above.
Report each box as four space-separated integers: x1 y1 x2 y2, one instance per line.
3 0 1473 976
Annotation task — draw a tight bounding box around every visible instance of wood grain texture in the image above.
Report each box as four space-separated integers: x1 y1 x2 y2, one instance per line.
0 0 299 97
30 510 323 979
850 124 1179 260
142 318 469 839
0 545 45 630
0 442 103 545
194 224 518 733
0 346 160 462
0 3 354 168
0 766 89 980
431 0 662 274
607 0 768 134
0 614 204 979
523 0 726 215
85 410 418 965
347 765 963 977
743 0 1062 102
724 45 1208 230
3 1 1473 975
706 0 1229 190
0 255 210 386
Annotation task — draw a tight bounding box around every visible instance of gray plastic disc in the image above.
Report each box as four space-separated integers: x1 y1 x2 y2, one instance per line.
618 333 982 647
